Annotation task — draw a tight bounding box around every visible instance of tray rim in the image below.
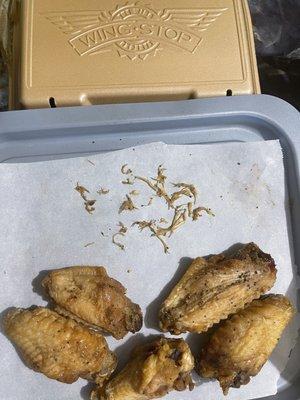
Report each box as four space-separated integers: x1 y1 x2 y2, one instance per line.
0 95 299 143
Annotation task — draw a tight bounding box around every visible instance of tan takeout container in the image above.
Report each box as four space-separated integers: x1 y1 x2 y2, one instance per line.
9 0 260 109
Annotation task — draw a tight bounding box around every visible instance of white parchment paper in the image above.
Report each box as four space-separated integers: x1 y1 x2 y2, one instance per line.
0 141 298 400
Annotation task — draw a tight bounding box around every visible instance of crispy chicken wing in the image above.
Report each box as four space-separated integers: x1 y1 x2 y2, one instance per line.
42 266 143 339
92 337 194 400
4 307 117 384
198 294 295 394
159 243 277 334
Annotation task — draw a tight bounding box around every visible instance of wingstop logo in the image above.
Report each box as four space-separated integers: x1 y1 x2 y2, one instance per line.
44 2 227 60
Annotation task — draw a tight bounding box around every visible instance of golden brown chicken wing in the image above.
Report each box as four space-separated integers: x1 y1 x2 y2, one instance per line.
159 243 276 334
197 294 294 394
92 337 194 400
42 266 142 339
4 307 117 384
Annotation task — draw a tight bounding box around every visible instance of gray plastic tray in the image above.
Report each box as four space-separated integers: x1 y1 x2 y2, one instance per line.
0 94 299 399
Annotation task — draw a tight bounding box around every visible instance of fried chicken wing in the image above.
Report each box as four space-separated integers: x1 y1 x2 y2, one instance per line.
198 294 295 394
42 266 142 339
4 307 117 384
159 243 276 334
92 337 194 400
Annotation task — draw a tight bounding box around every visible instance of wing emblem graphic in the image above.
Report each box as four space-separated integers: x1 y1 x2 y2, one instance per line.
44 2 227 60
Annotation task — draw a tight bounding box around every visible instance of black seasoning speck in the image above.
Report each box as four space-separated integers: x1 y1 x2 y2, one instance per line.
237 162 241 165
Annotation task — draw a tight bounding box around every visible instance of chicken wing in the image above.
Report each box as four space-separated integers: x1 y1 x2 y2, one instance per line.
4 307 117 384
42 266 143 339
197 294 294 394
92 337 194 400
159 243 277 334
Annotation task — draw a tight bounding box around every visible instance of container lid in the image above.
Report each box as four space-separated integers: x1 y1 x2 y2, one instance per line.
10 0 260 109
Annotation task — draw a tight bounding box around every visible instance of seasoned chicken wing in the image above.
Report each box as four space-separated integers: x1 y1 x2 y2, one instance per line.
42 266 143 339
92 337 194 400
198 294 295 394
159 243 277 334
4 307 117 384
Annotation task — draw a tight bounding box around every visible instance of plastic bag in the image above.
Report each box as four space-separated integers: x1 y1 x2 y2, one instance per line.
248 0 300 57
248 0 300 109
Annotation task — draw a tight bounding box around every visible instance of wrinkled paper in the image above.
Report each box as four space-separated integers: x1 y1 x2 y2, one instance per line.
0 141 298 400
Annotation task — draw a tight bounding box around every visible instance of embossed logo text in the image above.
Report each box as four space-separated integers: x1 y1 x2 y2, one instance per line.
44 2 227 60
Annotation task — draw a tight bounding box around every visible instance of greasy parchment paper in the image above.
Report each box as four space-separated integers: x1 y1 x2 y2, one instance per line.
0 141 298 400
